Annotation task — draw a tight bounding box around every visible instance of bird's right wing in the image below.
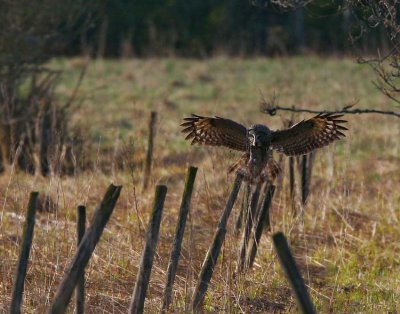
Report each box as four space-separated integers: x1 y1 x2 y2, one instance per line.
181 114 248 151
270 113 347 156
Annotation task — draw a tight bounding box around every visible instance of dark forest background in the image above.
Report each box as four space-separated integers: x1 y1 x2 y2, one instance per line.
73 0 390 58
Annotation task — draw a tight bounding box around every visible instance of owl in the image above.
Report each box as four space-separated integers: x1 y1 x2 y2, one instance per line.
181 113 347 183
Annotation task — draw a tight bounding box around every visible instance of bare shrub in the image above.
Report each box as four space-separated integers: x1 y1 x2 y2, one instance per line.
0 0 96 175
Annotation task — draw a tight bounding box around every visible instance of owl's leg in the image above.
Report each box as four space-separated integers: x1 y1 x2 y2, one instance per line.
228 153 251 181
260 158 282 183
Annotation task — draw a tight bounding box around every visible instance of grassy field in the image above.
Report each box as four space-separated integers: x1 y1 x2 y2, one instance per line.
1 57 399 313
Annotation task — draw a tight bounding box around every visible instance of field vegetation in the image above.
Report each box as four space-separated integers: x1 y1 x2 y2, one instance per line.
0 57 399 313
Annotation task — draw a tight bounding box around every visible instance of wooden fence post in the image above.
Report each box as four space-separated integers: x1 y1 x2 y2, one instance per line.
130 185 167 314
142 111 157 191
10 192 39 314
160 167 197 313
234 183 250 234
246 184 275 269
48 184 122 314
301 152 315 205
272 232 316 314
76 205 86 314
191 174 243 312
236 182 262 273
289 156 295 213
301 154 308 205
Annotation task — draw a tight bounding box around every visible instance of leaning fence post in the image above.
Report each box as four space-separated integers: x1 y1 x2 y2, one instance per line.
142 111 157 191
160 167 197 313
236 182 262 273
191 174 243 312
272 232 316 314
76 205 86 314
130 185 167 314
246 184 276 269
49 184 122 314
10 192 39 314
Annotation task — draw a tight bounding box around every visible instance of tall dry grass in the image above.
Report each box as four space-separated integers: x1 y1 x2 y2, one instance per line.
0 57 399 313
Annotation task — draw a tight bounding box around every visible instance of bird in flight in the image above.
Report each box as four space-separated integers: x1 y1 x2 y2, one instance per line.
181 113 347 183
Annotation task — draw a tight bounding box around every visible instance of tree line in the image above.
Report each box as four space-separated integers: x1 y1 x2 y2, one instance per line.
72 0 389 58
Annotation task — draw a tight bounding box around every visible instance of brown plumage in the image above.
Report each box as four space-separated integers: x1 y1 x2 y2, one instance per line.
270 113 348 156
181 113 347 183
181 115 247 151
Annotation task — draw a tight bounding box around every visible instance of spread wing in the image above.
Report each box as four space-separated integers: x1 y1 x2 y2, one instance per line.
181 114 247 151
271 113 347 156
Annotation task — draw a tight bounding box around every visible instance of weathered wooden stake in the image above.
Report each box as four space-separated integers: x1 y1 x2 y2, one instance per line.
301 152 315 205
130 185 167 314
289 156 295 213
10 192 39 314
236 182 262 273
301 154 308 205
142 111 157 191
191 174 243 312
272 232 316 314
76 205 86 314
49 184 122 314
234 183 250 234
246 184 276 269
160 167 197 313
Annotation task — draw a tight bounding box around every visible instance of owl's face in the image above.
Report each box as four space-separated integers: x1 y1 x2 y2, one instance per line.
248 125 271 148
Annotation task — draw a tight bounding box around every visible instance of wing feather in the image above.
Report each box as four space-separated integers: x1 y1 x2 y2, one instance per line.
271 113 348 156
181 114 247 151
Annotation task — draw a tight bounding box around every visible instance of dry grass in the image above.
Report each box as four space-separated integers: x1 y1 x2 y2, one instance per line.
0 57 399 313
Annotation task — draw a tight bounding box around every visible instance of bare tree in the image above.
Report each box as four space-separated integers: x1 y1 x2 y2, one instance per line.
350 0 400 105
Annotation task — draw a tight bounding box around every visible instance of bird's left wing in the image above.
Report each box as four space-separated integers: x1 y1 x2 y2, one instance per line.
181 114 247 151
270 113 347 156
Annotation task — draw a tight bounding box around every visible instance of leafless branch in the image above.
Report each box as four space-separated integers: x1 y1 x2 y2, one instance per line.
260 91 400 118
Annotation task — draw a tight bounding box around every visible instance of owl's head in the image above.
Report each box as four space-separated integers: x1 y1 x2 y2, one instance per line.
248 124 271 148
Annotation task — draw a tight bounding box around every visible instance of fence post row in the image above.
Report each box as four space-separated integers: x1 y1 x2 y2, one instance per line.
49 184 122 314
272 232 316 314
10 192 39 314
191 174 243 312
160 167 197 313
76 205 86 314
130 185 168 314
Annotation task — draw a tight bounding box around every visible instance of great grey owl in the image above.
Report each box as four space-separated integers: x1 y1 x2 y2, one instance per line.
181 113 347 183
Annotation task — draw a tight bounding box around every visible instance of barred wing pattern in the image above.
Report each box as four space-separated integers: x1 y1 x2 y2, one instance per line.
181 114 247 151
271 113 347 156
